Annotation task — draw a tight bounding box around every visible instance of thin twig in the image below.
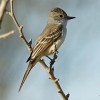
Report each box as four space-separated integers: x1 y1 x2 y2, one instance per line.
8 0 32 52
0 0 9 28
0 30 15 39
39 59 69 100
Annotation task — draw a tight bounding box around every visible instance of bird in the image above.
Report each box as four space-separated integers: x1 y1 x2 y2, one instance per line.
19 7 75 92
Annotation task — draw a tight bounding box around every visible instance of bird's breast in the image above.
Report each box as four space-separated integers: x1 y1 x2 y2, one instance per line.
45 27 67 55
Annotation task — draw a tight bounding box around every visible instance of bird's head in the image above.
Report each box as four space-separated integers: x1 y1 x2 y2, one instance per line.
48 7 75 25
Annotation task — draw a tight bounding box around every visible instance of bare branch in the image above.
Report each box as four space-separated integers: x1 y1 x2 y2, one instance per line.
8 0 69 100
8 0 32 52
0 30 15 39
39 59 69 100
0 0 9 28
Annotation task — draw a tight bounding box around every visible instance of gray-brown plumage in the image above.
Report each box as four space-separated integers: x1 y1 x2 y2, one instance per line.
19 7 75 92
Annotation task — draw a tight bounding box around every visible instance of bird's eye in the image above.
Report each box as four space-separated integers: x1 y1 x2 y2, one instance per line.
60 14 63 18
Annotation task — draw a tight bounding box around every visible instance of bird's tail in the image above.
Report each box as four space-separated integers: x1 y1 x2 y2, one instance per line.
18 60 37 92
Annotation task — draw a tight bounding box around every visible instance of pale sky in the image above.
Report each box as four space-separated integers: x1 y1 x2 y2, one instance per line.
0 0 100 100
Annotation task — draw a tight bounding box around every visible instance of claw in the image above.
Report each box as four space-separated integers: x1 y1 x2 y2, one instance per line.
49 66 54 74
46 44 58 71
46 56 52 61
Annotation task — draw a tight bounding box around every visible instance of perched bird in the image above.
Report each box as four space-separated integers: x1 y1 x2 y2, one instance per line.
19 7 75 92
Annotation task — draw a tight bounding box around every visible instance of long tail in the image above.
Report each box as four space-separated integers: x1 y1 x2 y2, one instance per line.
18 60 37 92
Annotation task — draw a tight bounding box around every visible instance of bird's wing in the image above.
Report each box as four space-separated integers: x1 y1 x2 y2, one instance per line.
19 24 62 92
27 24 63 62
31 24 63 60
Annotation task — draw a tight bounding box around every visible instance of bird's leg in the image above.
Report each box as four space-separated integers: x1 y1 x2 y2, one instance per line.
46 56 52 61
50 44 58 71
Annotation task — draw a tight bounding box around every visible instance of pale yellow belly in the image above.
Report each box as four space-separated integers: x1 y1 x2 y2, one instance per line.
45 35 66 55
44 27 67 56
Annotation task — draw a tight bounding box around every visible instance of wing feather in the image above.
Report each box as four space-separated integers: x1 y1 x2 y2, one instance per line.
31 24 62 60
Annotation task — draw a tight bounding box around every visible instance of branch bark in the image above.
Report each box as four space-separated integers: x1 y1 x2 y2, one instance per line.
9 0 69 100
0 0 9 28
8 0 32 52
0 30 14 39
39 59 69 100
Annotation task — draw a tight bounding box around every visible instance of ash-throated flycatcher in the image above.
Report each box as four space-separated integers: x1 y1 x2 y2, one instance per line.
19 7 75 92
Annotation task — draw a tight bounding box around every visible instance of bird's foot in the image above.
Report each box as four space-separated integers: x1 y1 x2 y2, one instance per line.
50 51 58 69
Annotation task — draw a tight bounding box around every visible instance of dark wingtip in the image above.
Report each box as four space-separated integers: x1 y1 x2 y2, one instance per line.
26 57 30 63
26 52 32 63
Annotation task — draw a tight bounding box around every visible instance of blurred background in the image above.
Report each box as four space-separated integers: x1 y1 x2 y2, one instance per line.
0 0 100 100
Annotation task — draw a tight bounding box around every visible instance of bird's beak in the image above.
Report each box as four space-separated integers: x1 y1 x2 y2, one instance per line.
67 16 76 20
